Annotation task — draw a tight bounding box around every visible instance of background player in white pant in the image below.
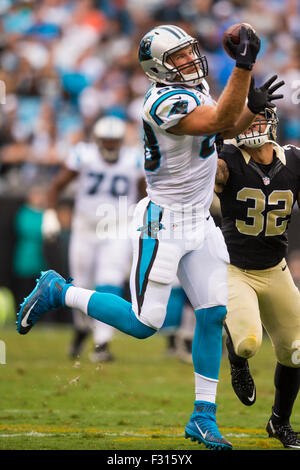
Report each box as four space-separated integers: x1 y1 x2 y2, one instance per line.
18 23 269 450
42 115 144 361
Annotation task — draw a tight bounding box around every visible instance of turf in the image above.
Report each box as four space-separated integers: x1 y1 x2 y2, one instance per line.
0 325 299 451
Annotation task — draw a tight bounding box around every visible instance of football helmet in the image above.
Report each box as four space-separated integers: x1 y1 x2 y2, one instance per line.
138 25 208 87
236 107 278 148
93 116 126 162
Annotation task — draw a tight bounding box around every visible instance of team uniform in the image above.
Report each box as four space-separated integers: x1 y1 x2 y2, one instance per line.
218 142 300 368
17 23 245 450
66 141 142 349
129 81 229 333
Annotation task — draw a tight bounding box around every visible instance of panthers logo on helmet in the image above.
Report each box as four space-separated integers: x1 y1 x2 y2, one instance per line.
138 36 153 62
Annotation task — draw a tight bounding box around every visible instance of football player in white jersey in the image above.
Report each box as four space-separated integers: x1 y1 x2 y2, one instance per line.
42 116 144 361
18 24 276 450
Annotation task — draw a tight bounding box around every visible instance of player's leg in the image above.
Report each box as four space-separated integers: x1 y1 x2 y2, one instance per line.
90 238 131 362
16 199 175 340
174 301 195 363
178 220 232 450
224 264 263 406
68 231 95 358
16 199 158 339
258 260 300 448
161 277 187 357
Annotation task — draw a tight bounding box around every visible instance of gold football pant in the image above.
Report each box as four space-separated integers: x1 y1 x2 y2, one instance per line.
225 258 300 368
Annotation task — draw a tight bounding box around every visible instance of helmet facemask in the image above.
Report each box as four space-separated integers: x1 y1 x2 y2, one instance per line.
162 40 208 87
95 138 123 163
236 108 278 148
93 116 126 163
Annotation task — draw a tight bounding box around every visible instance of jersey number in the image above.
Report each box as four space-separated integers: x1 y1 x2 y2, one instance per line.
236 188 294 236
143 119 161 171
87 172 129 197
199 135 216 159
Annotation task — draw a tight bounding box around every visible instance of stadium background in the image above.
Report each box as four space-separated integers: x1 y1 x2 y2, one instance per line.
0 0 299 324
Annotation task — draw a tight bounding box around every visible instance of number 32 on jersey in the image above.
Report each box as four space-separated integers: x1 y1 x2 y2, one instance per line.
236 188 294 236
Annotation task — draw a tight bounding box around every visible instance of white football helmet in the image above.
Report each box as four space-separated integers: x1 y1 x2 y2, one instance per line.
138 25 208 87
236 107 278 148
93 116 126 162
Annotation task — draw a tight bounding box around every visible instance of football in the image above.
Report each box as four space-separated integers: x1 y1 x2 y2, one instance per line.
222 23 254 58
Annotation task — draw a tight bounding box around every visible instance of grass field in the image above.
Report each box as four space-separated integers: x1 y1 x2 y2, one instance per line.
0 325 299 452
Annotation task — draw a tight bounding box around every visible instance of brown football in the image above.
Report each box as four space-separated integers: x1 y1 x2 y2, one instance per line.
222 23 254 59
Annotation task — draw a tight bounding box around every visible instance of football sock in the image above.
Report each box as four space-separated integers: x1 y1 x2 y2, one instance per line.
65 286 156 340
225 330 247 367
65 286 94 312
162 287 186 330
193 306 226 381
95 285 123 297
195 372 218 403
272 362 300 425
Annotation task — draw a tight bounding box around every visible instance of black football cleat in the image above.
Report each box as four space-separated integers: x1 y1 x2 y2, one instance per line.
266 418 300 449
229 360 256 406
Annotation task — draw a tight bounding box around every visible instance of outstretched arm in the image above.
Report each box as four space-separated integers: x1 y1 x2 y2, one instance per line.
222 105 255 139
168 68 252 136
168 26 261 136
46 167 78 209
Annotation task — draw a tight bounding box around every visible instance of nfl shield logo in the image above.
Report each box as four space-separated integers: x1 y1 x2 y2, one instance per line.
263 176 270 185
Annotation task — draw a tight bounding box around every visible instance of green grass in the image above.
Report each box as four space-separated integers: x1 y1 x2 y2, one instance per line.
0 325 298 451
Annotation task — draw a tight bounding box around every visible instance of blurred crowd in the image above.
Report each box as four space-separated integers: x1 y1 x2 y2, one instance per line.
0 0 299 323
0 0 299 195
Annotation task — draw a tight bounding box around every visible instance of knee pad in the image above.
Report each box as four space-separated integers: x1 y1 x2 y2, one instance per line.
148 243 181 285
275 339 300 368
139 303 167 330
236 334 260 359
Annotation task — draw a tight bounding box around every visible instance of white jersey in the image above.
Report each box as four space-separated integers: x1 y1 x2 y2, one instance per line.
66 141 143 228
142 80 217 214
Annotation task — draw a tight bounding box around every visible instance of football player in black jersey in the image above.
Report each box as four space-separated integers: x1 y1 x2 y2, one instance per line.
215 108 300 449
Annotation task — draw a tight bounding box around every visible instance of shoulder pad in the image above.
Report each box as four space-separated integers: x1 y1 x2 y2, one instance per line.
147 88 201 129
218 143 244 171
283 144 300 158
283 144 300 176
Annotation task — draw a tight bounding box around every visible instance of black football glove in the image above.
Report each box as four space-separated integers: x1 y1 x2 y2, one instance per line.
247 75 285 114
225 25 261 70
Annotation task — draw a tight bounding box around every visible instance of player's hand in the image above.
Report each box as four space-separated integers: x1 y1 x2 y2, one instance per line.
226 26 261 70
247 75 285 114
42 209 61 239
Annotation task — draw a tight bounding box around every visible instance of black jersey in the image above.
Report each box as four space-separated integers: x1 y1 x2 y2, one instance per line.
217 143 300 270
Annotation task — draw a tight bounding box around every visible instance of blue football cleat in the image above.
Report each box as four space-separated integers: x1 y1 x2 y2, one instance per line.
17 270 73 335
185 401 232 450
